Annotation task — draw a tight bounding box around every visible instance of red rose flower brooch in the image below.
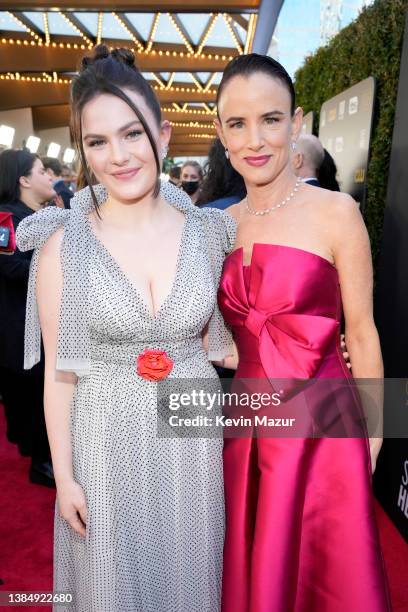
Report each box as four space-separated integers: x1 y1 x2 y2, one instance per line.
137 349 173 381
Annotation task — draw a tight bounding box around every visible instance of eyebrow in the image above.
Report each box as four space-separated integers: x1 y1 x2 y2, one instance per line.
83 119 142 140
225 110 286 123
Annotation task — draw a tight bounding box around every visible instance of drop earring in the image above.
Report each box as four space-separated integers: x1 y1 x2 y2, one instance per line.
225 148 229 159
291 141 297 152
162 144 169 158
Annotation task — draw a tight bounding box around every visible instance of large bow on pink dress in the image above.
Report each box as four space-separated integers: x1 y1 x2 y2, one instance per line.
218 244 340 382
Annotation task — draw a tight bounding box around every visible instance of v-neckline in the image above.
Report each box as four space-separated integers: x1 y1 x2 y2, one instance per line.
87 210 190 322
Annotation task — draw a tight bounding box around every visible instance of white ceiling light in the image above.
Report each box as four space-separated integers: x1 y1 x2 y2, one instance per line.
63 148 76 163
0 125 15 148
26 135 41 153
47 142 61 158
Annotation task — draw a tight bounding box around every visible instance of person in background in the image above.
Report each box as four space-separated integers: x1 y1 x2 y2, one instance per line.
42 157 74 209
198 137 246 380
180 160 203 204
61 164 75 192
69 168 79 192
318 148 341 191
199 138 246 209
168 165 181 187
292 133 325 187
0 149 56 487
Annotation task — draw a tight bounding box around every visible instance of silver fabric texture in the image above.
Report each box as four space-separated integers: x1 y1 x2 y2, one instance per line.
16 181 236 374
16 181 237 611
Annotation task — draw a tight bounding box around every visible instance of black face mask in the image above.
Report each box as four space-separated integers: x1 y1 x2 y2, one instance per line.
181 180 199 196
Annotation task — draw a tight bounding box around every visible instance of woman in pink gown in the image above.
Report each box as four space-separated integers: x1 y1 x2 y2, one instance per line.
215 55 391 611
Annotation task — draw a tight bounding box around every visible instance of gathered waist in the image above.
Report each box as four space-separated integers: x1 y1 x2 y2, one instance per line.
90 337 206 366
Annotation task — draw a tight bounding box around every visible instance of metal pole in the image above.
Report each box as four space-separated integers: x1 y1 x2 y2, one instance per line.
251 0 284 55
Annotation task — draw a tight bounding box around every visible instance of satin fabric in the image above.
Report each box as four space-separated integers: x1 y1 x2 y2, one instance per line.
218 244 391 612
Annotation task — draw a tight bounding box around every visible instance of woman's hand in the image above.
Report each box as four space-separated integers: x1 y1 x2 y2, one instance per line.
57 479 88 538
369 438 383 475
340 333 351 370
53 194 65 209
202 324 239 369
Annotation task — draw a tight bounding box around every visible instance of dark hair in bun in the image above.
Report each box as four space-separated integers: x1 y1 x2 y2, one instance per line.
217 53 296 117
71 44 163 210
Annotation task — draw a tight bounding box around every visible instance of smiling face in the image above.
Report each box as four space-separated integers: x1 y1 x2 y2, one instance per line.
81 88 171 203
215 72 302 187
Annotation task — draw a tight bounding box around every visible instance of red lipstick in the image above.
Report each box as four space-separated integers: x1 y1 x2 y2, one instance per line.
244 155 271 167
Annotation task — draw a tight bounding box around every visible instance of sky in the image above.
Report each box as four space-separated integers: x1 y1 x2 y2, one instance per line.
270 0 375 79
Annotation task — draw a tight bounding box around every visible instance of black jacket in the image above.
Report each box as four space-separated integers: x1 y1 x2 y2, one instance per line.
0 200 35 370
54 179 74 209
304 178 321 188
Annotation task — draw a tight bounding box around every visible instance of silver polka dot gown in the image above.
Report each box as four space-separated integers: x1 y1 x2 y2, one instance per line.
16 182 237 612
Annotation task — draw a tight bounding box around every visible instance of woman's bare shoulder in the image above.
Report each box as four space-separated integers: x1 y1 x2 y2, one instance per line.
304 185 360 221
225 201 243 220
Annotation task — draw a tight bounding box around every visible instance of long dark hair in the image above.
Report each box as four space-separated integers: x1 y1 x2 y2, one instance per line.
198 138 246 205
70 44 163 213
216 53 296 117
0 149 39 203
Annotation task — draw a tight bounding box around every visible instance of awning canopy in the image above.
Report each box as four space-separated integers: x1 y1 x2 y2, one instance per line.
0 3 261 157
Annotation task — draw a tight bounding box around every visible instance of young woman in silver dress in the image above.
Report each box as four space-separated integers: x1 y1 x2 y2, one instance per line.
17 45 236 612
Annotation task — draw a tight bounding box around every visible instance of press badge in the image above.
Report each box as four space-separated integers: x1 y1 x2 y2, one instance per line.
0 226 10 248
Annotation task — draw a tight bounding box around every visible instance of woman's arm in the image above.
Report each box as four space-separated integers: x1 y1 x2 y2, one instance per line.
37 229 87 536
331 194 383 472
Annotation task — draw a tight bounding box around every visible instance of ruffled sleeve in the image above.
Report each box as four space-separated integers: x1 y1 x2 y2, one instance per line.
16 206 70 370
17 186 107 376
199 207 237 361
16 205 69 252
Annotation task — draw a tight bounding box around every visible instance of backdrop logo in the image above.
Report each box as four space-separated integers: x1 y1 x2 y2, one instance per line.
348 95 359 115
354 168 365 183
397 460 408 519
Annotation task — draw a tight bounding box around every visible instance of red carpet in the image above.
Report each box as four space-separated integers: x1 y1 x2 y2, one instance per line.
0 404 54 611
0 403 407 610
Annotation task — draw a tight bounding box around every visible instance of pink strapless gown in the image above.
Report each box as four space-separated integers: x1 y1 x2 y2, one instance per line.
218 244 391 612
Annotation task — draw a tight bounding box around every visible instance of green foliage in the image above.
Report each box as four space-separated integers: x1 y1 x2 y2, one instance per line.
294 0 408 268
163 156 177 174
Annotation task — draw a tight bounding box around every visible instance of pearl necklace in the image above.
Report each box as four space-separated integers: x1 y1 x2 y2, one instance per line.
245 177 302 216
